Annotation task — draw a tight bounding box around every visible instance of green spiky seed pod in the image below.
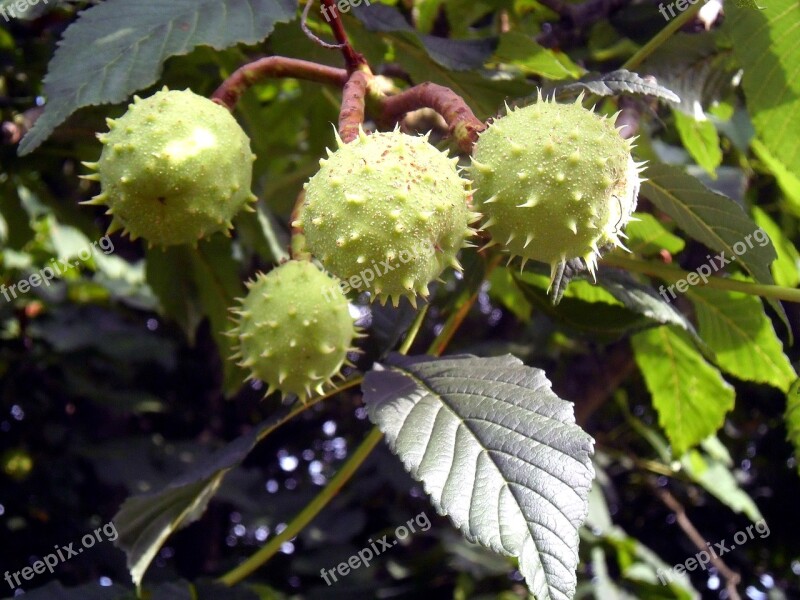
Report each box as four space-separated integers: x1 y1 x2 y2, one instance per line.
229 260 358 400
470 93 645 284
294 128 479 307
82 88 257 246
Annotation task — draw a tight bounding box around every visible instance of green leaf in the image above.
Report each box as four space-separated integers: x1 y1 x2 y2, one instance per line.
687 285 796 392
641 33 737 120
589 547 639 600
18 0 297 155
353 3 496 71
145 247 205 344
113 418 274 588
556 69 679 102
632 326 735 456
680 449 763 522
751 207 800 288
346 17 533 119
725 0 800 181
641 164 777 282
190 236 248 397
786 379 800 477
583 472 699 598
751 139 800 213
515 272 653 340
362 353 595 600
146 238 246 396
596 269 705 347
518 270 620 305
673 111 722 176
413 0 446 34
641 163 787 330
493 31 583 80
117 474 228 588
488 267 532 322
624 212 685 257
731 0 763 8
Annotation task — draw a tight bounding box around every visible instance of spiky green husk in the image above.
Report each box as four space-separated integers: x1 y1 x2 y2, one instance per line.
294 128 479 307
228 260 358 400
470 93 645 283
82 88 257 246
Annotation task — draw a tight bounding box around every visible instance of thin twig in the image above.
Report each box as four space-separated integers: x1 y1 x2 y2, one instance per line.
379 82 486 153
218 426 384 586
301 0 345 49
604 254 800 304
211 56 348 110
654 487 742 600
320 0 368 73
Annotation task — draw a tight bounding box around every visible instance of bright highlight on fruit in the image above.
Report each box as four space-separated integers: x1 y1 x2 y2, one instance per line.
82 88 257 246
294 128 479 307
228 260 359 401
470 92 645 285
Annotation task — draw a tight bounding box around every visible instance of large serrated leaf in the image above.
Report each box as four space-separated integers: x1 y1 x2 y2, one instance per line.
18 0 297 155
632 326 735 457
641 163 787 330
687 285 795 392
725 0 800 181
362 353 595 600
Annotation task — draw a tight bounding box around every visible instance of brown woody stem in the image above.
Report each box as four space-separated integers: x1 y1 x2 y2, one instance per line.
338 70 370 143
211 56 348 110
379 82 485 153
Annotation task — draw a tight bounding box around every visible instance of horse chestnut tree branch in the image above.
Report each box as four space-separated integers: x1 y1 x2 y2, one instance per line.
2 1 794 599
